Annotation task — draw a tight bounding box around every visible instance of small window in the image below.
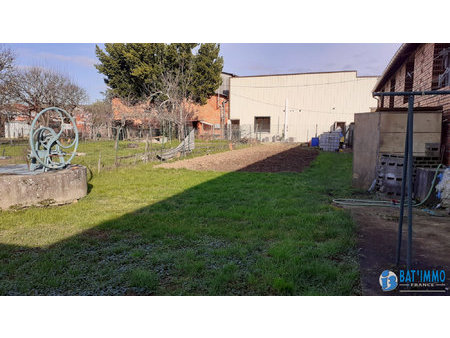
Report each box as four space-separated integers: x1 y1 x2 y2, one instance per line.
254 116 270 133
438 50 449 88
404 55 415 103
432 44 450 90
380 89 385 108
389 78 396 108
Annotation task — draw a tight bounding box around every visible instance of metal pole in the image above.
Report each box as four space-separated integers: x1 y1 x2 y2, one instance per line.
278 116 280 138
7 112 13 145
284 98 288 140
395 99 410 266
395 96 413 266
406 94 415 271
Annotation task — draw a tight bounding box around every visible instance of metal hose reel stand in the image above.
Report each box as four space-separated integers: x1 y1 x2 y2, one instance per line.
28 107 79 172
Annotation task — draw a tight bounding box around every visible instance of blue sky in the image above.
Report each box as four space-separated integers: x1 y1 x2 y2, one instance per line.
221 43 401 76
4 43 401 103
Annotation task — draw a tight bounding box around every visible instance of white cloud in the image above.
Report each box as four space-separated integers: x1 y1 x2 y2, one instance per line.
37 52 97 67
15 47 97 68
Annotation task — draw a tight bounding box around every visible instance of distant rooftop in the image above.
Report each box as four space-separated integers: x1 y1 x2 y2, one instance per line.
231 70 378 79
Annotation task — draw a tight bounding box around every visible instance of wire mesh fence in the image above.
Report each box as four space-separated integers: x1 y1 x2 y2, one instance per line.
0 130 252 175
1 120 351 172
196 124 288 143
0 122 307 174
227 124 310 143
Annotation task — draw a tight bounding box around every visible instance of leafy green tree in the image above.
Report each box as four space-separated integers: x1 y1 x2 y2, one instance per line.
95 43 166 101
95 43 223 105
191 43 224 104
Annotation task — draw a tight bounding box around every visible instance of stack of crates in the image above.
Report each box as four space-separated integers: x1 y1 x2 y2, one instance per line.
319 131 340 152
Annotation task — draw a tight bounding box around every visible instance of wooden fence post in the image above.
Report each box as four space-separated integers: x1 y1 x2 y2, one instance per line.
114 127 120 168
98 151 102 174
149 126 153 161
145 134 149 163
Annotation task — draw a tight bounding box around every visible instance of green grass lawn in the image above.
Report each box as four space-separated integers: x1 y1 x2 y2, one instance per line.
0 152 359 295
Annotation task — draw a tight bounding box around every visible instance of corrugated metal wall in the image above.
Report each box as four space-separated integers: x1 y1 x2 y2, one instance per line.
229 71 378 142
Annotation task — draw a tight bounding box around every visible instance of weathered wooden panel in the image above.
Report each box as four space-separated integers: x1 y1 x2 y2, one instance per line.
380 132 441 155
379 112 442 133
414 167 445 204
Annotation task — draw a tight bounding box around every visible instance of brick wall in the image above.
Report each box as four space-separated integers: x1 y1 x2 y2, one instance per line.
111 98 147 123
111 96 230 136
190 95 229 137
191 95 229 125
380 44 450 164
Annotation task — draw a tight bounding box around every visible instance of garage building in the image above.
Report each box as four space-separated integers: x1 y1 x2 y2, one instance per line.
229 71 378 142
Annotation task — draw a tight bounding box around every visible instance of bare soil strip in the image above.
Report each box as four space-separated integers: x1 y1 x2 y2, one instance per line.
350 206 450 296
156 143 319 173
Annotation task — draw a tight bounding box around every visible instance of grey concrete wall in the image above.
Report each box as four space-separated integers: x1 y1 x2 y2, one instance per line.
0 165 87 210
353 112 380 190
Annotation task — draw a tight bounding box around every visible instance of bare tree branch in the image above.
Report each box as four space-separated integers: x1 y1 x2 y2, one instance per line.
0 46 16 111
6 66 88 119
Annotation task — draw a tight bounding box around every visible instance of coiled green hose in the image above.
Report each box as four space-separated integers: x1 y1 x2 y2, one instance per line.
333 164 444 208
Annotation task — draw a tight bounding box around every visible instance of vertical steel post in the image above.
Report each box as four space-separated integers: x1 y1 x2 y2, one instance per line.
406 95 415 270
284 98 288 140
395 100 410 265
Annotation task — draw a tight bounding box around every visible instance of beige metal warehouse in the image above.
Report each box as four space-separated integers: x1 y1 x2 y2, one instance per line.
229 71 379 142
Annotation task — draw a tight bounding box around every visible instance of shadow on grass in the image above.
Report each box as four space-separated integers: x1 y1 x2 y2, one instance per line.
0 150 359 296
